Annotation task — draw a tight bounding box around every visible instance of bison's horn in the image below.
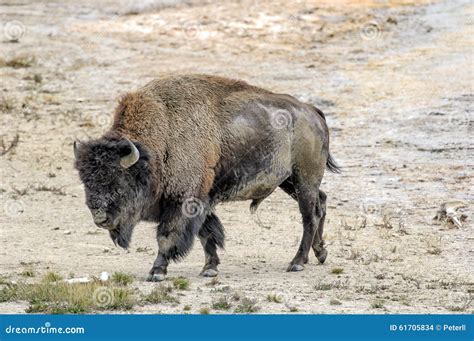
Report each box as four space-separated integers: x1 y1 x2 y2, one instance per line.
120 138 140 169
73 141 80 159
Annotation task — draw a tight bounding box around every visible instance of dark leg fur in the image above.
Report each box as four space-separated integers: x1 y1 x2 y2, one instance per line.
313 190 328 263
279 179 328 268
198 213 225 277
147 200 208 282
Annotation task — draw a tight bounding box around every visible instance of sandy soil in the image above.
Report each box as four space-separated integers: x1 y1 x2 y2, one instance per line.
0 0 472 314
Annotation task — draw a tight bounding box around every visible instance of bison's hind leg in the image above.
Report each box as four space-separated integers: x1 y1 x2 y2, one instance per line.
279 176 327 271
198 213 225 277
313 190 328 264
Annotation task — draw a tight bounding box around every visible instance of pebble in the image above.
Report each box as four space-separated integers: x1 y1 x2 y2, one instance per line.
100 271 110 281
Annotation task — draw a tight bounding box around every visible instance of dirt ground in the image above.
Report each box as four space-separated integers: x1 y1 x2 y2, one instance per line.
0 0 472 314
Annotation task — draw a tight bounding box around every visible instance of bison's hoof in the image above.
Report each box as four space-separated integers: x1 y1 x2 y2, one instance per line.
316 248 328 264
200 269 218 277
146 273 166 282
287 264 304 272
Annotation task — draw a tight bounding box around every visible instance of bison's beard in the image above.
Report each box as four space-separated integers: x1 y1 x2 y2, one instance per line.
108 208 141 249
107 191 148 249
109 224 134 249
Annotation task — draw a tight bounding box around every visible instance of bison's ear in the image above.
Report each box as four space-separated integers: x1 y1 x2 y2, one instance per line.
118 138 140 169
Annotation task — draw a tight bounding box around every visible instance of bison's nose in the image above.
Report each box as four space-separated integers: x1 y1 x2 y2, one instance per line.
91 209 108 226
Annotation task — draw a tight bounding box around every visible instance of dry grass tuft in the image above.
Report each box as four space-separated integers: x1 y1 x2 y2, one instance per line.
143 285 179 304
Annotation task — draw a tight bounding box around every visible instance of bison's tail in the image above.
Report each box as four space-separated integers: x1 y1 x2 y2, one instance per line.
326 152 341 174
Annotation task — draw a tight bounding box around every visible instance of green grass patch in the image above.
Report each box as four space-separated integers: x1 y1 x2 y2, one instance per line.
330 267 344 275
199 307 210 314
42 272 63 283
111 272 134 286
172 277 189 290
0 281 135 313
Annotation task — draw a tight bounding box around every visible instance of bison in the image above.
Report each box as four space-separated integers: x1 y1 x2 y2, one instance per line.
74 74 340 281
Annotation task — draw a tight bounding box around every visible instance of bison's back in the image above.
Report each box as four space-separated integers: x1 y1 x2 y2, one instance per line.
111 74 327 201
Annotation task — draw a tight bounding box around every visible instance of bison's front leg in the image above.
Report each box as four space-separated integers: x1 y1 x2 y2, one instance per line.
198 213 225 277
147 201 208 282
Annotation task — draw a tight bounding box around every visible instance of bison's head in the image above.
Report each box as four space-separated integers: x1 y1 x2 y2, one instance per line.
74 137 151 249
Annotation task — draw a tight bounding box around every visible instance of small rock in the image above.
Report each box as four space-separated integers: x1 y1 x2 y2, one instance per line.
100 272 110 282
66 277 90 284
63 230 72 235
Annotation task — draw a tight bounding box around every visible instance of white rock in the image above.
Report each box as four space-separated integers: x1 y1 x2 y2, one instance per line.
65 277 90 284
100 271 110 282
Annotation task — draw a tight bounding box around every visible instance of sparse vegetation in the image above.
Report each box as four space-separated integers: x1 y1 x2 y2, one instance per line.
0 97 15 112
289 306 299 312
183 305 192 311
234 297 259 313
0 281 134 313
330 299 342 305
0 276 11 285
375 214 394 230
42 272 63 283
199 307 210 314
20 268 35 278
266 293 283 303
33 185 67 196
172 277 189 290
0 133 19 156
426 236 442 255
314 283 333 291
331 267 344 275
111 272 134 286
205 277 221 287
143 285 178 304
371 300 385 309
1 55 36 68
212 296 232 310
